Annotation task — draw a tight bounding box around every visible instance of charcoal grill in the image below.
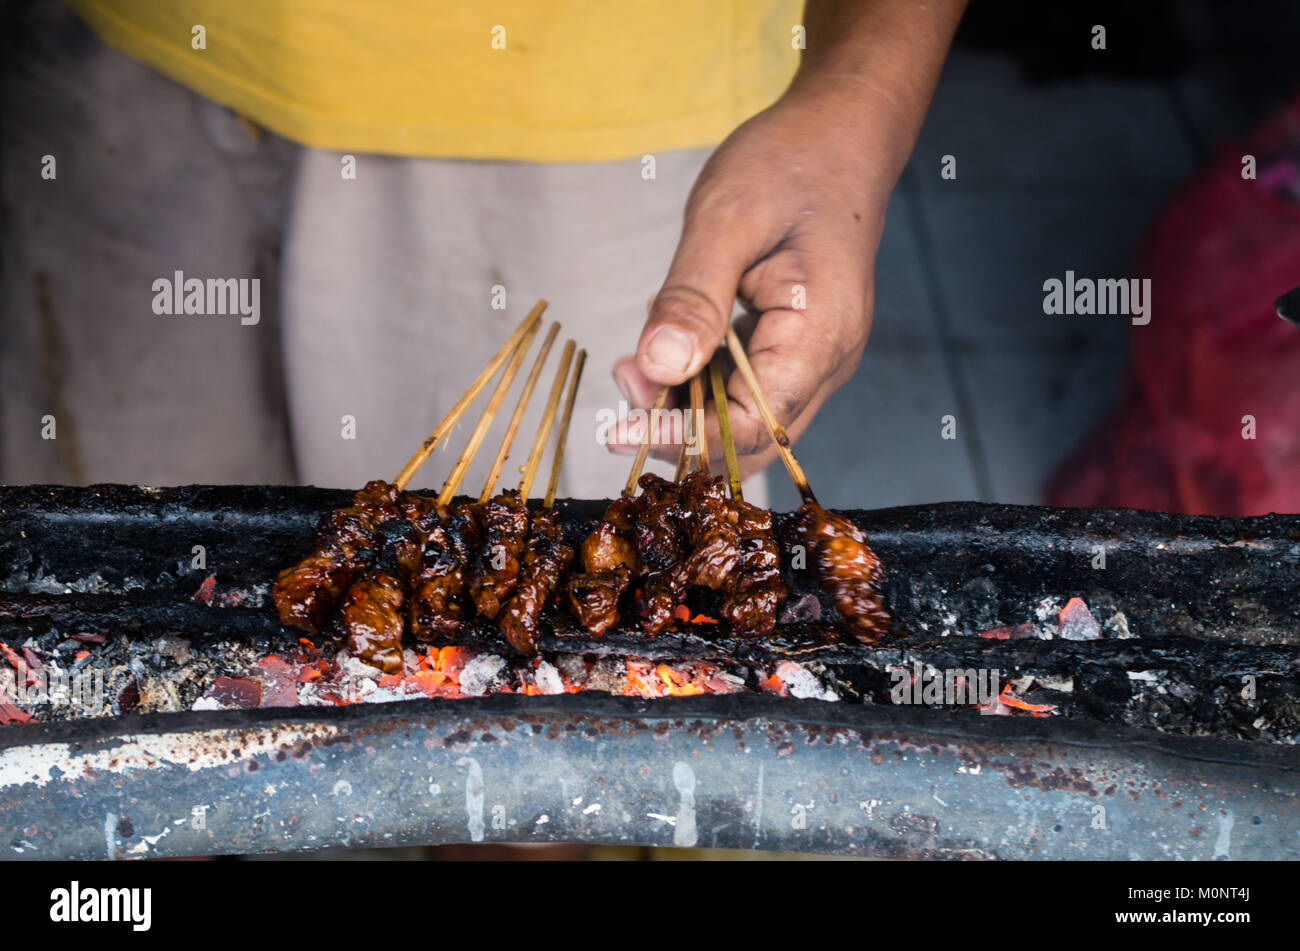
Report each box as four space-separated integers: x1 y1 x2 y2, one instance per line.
1 484 1297 860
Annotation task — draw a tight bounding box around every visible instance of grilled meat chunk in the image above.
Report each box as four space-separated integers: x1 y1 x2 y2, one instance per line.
340 567 405 674
500 508 575 654
678 471 741 590
634 474 687 635
340 516 417 673
567 493 643 635
720 500 786 637
408 499 486 640
797 501 889 643
272 480 400 634
469 491 529 620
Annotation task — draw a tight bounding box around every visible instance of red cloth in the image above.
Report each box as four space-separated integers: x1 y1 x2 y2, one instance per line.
1046 95 1300 516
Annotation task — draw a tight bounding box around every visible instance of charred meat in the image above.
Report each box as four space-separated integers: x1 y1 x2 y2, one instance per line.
634 473 687 635
499 508 575 654
797 501 889 642
720 500 786 637
272 480 400 635
408 499 476 641
469 491 529 621
567 493 643 635
678 471 741 590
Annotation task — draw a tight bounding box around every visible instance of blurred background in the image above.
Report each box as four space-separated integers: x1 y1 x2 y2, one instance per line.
770 0 1300 515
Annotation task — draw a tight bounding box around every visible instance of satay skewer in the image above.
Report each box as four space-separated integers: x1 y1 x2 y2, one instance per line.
518 339 576 501
709 355 743 501
393 300 546 491
624 385 670 495
478 322 562 504
724 327 816 504
437 319 541 506
543 349 585 509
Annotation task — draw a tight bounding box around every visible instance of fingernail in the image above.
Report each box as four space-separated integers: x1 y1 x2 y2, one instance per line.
645 326 695 374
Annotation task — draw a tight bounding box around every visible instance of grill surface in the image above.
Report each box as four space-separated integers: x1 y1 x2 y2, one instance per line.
0 485 1297 859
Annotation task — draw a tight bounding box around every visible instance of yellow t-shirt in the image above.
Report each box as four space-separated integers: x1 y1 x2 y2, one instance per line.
66 0 802 162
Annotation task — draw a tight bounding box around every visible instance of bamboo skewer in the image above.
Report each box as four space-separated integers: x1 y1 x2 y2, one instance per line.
478 322 562 504
624 385 670 495
674 440 690 482
688 371 710 477
393 300 546 491
543 348 585 509
725 326 816 504
709 355 743 501
518 339 575 501
437 319 540 506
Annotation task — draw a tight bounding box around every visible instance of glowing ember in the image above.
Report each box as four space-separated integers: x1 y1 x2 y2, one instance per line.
0 685 32 724
977 683 1057 717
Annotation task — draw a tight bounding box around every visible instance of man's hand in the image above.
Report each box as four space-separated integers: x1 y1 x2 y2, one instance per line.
609 0 967 476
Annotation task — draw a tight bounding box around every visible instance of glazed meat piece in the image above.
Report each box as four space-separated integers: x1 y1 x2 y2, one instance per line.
469 490 530 620
393 494 444 576
581 494 642 573
678 471 741 590
409 522 467 640
406 498 474 641
720 500 787 637
568 566 632 636
272 480 400 634
567 493 642 635
797 501 890 643
499 508 575 654
340 516 417 674
340 567 405 674
634 473 687 635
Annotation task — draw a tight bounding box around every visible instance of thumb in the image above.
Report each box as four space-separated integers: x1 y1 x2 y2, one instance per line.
636 215 761 385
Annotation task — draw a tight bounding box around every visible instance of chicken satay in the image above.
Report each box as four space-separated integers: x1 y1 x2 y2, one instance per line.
340 517 412 674
567 493 643 635
408 524 467 640
797 501 890 643
678 471 741 590
720 500 787 637
634 473 687 635
469 490 530 620
499 508 574 654
272 480 401 634
395 495 457 640
408 499 485 640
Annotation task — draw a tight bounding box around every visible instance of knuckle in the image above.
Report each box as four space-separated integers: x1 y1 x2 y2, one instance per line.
650 285 725 338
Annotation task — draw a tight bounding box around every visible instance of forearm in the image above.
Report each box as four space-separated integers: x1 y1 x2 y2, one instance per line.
791 0 968 186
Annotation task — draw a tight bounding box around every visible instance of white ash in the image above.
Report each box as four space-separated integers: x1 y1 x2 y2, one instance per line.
709 671 746 689
353 680 418 704
555 653 589 686
1058 603 1102 641
1036 674 1074 693
152 636 192 665
532 661 565 696
1010 674 1037 694
776 661 839 702
458 654 507 697
1033 596 1061 639
587 657 627 693
336 652 384 681
1105 611 1134 639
